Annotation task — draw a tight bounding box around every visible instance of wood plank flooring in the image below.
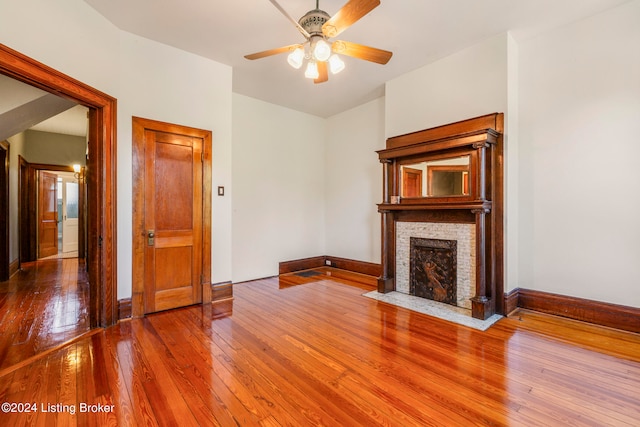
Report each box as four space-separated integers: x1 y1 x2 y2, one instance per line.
1 267 639 426
0 258 90 371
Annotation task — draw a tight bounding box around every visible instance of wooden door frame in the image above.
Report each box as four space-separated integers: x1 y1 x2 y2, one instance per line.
0 140 8 281
131 117 212 318
0 43 118 327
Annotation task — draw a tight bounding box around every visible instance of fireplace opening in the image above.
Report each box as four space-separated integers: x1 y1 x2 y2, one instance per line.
410 237 457 306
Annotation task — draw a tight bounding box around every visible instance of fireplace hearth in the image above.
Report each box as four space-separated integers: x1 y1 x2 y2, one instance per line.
410 237 457 306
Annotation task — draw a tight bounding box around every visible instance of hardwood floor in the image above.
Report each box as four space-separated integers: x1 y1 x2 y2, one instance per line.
0 258 90 371
0 267 639 426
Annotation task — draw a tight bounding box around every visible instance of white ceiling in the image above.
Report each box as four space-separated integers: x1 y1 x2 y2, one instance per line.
83 0 630 118
29 105 88 137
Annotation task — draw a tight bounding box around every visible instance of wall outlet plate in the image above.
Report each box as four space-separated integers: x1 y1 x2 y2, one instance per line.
325 259 331 266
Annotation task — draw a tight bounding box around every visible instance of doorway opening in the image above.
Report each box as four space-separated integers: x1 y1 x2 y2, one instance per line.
0 43 117 327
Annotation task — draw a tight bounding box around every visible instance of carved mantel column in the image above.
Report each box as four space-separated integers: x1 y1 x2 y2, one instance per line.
378 159 395 293
470 207 493 320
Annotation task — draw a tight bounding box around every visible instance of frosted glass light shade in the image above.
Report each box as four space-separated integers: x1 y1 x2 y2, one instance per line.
328 54 345 74
287 47 304 69
304 61 319 79
313 39 331 62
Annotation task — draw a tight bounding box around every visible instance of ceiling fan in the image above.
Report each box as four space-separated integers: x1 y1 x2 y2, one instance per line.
244 0 393 83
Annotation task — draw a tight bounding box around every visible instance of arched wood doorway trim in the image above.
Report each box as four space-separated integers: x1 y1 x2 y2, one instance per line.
0 43 117 327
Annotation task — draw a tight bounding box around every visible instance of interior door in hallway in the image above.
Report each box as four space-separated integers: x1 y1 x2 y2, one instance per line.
143 129 203 313
38 171 58 258
61 176 79 253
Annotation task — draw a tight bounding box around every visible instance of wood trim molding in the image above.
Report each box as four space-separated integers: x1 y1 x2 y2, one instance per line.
118 298 132 320
503 288 519 316
0 140 8 281
385 113 504 150
325 256 382 277
1 43 118 328
504 288 640 334
212 282 233 303
9 258 19 278
279 256 327 274
279 256 382 277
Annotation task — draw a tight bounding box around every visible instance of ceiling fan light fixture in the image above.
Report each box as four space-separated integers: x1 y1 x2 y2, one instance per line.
328 54 345 74
312 38 331 62
287 46 305 69
304 61 319 79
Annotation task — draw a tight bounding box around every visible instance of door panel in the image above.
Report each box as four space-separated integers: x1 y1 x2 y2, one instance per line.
144 130 203 314
38 171 58 258
62 178 79 253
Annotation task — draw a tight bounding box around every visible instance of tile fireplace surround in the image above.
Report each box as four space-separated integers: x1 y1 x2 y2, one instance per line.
364 220 502 331
396 222 475 310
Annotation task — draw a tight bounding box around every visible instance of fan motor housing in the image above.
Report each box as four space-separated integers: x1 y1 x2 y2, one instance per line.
299 9 330 36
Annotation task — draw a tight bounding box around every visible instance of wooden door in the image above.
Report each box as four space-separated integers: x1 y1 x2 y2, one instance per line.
143 130 203 313
402 167 423 198
38 171 58 258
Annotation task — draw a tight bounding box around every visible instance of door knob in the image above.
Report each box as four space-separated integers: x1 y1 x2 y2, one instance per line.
147 230 155 246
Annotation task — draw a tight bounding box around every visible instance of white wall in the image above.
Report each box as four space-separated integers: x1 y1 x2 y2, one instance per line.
232 94 326 283
518 0 640 306
6 132 26 263
325 98 385 263
385 33 508 138
0 0 234 299
118 31 233 294
23 130 86 166
0 0 120 96
2 0 638 310
384 33 513 288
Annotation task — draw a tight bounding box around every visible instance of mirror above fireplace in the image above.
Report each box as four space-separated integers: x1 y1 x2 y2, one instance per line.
400 155 470 198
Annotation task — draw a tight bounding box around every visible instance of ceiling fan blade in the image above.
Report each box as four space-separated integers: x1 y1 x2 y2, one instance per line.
244 44 303 60
322 0 380 38
315 61 329 84
267 0 310 39
332 40 392 64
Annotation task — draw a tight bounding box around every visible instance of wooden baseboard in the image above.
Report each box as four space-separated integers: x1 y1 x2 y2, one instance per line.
325 256 382 277
212 282 233 302
280 256 382 277
279 256 327 274
119 283 231 320
504 288 640 334
9 258 19 277
503 288 519 315
118 298 132 320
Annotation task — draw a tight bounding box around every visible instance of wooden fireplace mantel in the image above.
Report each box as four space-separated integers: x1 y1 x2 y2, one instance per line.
377 113 504 320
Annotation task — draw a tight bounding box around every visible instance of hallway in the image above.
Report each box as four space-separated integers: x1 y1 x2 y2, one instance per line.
0 258 90 371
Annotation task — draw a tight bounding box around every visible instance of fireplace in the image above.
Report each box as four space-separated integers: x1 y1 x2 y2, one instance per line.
410 237 457 306
377 113 504 320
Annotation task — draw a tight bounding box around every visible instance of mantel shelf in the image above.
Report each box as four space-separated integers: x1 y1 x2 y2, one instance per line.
378 200 492 212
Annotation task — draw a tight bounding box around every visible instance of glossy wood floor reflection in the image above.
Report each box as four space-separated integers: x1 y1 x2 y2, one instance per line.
1 268 639 426
0 258 90 371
